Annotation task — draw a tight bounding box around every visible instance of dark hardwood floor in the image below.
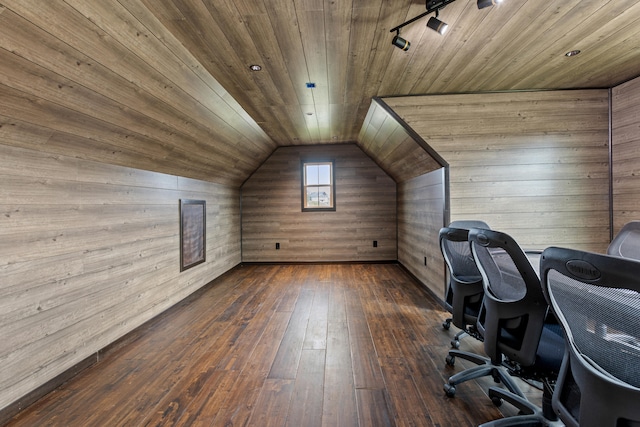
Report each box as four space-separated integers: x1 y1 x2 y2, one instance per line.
5 263 540 426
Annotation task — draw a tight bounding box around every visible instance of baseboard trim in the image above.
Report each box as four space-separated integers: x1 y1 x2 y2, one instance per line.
240 260 398 266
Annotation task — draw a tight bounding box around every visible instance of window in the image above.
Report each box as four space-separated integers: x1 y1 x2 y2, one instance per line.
302 161 335 211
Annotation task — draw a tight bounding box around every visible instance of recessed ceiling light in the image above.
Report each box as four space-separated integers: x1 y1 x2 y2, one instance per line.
249 64 262 71
565 50 581 57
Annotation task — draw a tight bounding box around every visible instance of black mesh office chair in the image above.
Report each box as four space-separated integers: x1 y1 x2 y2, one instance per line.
464 228 564 426
607 220 640 260
439 221 498 400
540 246 640 427
441 222 506 398
439 220 490 351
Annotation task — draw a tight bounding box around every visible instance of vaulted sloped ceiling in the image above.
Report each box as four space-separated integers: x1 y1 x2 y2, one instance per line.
1 1 640 186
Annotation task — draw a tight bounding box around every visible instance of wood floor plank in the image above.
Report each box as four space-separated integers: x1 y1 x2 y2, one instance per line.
322 278 358 427
303 286 329 351
379 357 435 427
183 370 243 427
274 266 303 312
346 286 386 390
355 388 394 427
286 349 325 427
5 264 518 427
247 379 295 427
268 287 315 380
211 310 292 426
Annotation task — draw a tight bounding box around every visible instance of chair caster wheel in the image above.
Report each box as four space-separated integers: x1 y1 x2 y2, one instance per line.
445 355 456 366
444 383 456 397
491 396 503 407
450 339 460 349
442 320 451 330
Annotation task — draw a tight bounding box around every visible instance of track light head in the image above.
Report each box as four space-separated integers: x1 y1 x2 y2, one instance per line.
477 0 503 9
426 16 448 35
392 35 410 51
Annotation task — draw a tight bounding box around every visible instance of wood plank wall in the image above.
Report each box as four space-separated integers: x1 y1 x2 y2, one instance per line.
358 99 442 183
241 144 397 262
397 169 446 298
612 76 640 235
384 90 611 252
0 1 274 187
0 144 241 413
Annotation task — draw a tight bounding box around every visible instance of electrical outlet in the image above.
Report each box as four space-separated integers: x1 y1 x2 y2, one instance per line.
275 242 280 250
373 240 378 247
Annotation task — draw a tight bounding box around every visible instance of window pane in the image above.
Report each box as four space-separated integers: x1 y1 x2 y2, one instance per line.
306 187 319 207
318 164 331 185
317 186 331 207
306 165 319 185
305 186 332 207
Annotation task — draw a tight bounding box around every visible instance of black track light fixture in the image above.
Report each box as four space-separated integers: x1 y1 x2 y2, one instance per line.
390 0 505 48
477 0 503 9
426 10 448 35
390 0 457 35
392 32 410 51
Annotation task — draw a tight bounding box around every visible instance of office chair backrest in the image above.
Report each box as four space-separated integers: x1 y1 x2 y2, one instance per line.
440 220 490 280
439 220 490 330
607 220 640 260
540 246 640 427
468 228 549 367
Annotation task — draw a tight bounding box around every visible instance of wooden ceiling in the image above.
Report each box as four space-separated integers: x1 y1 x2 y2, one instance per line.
1 0 640 186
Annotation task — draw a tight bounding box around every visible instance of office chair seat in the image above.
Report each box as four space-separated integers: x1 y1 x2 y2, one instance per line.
532 323 564 373
498 322 564 375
